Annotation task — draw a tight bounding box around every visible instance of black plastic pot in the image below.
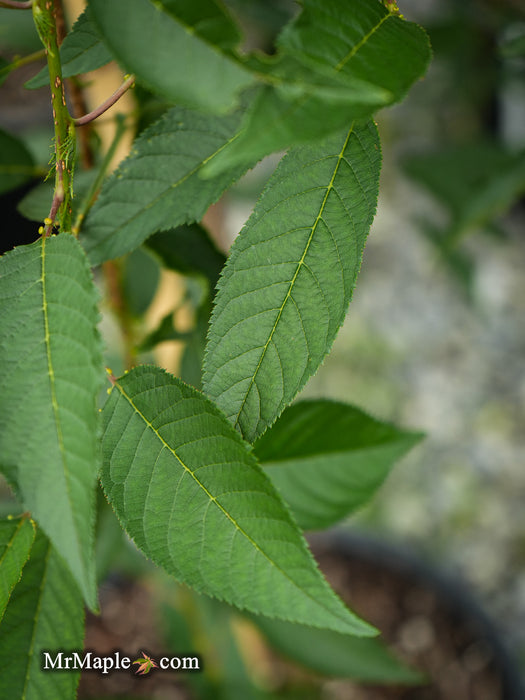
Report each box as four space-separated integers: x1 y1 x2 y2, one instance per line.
308 530 524 700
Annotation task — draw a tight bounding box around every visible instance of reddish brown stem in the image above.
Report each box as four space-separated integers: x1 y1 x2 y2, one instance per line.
53 0 66 44
74 75 135 127
67 78 94 168
42 184 64 236
51 0 93 168
0 0 32 8
106 368 117 386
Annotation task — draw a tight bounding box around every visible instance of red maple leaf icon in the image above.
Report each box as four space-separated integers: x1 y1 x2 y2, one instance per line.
132 651 158 675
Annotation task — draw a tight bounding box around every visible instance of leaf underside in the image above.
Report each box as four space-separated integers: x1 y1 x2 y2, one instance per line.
101 365 375 637
0 235 102 609
203 120 381 443
0 530 84 700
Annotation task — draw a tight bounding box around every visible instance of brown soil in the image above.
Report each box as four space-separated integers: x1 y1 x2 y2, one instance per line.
78 535 520 699
308 534 516 699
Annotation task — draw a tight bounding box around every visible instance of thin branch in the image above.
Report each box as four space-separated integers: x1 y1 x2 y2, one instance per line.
0 48 46 83
50 0 93 167
67 76 94 169
74 75 135 127
0 0 33 8
34 0 74 231
72 114 128 235
53 0 66 45
47 181 64 228
39 182 64 237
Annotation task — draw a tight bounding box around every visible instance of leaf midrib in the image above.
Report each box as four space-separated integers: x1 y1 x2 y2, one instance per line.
41 238 84 582
232 124 355 436
114 379 362 631
335 11 393 72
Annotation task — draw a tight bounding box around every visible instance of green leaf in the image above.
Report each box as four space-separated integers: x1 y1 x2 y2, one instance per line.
17 169 98 223
224 0 295 44
252 615 423 684
0 7 41 53
0 128 35 195
0 57 11 87
0 517 35 622
80 105 250 265
255 401 422 531
25 8 112 90
0 529 84 700
499 29 525 59
122 247 160 316
202 121 381 443
403 142 525 243
0 235 103 610
179 300 212 389
169 596 267 700
88 0 254 112
160 0 242 51
146 224 226 290
277 0 427 97
101 365 375 637
204 0 431 175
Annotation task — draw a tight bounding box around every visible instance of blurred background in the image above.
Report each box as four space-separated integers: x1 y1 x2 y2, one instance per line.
1 0 525 697
225 0 525 683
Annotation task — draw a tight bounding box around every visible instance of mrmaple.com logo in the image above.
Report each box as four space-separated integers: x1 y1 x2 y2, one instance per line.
41 650 201 675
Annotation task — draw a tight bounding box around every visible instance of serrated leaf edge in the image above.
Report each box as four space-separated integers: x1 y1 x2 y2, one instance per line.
206 122 357 438
83 119 241 260
40 236 96 608
108 370 373 635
